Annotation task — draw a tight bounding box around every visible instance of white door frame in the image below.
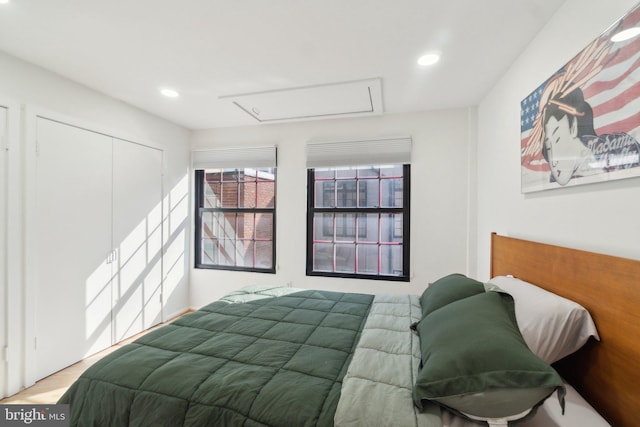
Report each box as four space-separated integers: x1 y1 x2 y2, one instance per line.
0 105 8 399
0 97 23 398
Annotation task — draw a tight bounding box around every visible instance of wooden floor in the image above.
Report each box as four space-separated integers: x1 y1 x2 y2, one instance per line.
0 315 184 404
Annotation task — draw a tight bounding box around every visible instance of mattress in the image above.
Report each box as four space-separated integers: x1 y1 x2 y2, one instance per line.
442 382 610 427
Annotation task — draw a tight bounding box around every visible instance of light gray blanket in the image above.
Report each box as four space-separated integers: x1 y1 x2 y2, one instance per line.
335 294 442 427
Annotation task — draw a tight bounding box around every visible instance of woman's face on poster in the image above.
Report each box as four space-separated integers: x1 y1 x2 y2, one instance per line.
543 115 581 185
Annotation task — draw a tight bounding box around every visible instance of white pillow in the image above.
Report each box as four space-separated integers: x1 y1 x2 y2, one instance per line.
487 276 599 364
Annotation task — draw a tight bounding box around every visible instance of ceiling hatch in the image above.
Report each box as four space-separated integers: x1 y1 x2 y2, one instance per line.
220 78 383 123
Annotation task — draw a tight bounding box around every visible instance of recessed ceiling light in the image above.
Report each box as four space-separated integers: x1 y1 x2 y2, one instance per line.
611 27 640 42
417 53 440 67
160 88 179 98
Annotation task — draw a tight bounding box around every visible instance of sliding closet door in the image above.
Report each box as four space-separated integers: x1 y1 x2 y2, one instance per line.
112 139 163 342
0 106 7 396
35 118 113 380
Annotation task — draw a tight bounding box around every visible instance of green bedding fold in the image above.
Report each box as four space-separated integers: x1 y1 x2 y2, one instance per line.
59 286 374 427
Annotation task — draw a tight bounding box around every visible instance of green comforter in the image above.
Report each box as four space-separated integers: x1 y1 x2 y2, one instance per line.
59 286 373 427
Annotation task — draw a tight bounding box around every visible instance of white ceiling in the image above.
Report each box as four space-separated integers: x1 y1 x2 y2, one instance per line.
0 0 567 130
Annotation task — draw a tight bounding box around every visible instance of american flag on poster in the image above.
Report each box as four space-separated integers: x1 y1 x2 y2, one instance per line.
520 3 640 192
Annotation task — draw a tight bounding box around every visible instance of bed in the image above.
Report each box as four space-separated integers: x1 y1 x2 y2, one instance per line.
59 234 640 426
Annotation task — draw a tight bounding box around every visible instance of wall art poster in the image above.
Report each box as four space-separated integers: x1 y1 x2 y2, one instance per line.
521 3 640 193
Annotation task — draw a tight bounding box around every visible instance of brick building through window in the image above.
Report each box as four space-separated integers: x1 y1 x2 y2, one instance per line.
195 168 276 272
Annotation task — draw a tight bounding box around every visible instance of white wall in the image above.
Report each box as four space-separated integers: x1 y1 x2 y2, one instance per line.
0 50 190 395
475 0 640 280
190 108 475 306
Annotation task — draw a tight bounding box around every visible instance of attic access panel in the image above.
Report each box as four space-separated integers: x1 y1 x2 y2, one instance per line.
221 78 383 123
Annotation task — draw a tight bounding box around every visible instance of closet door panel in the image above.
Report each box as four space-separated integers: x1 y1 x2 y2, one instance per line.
35 118 113 380
112 139 162 341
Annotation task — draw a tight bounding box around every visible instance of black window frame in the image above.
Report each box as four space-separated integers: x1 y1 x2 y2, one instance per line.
194 168 276 273
306 164 410 281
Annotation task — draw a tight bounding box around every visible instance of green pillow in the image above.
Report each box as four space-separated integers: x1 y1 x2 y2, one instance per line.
419 273 485 318
413 291 565 423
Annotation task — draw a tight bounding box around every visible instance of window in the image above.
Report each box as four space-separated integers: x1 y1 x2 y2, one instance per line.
306 164 410 281
194 167 276 272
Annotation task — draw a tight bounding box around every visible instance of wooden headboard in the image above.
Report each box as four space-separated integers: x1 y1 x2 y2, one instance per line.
490 233 640 427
